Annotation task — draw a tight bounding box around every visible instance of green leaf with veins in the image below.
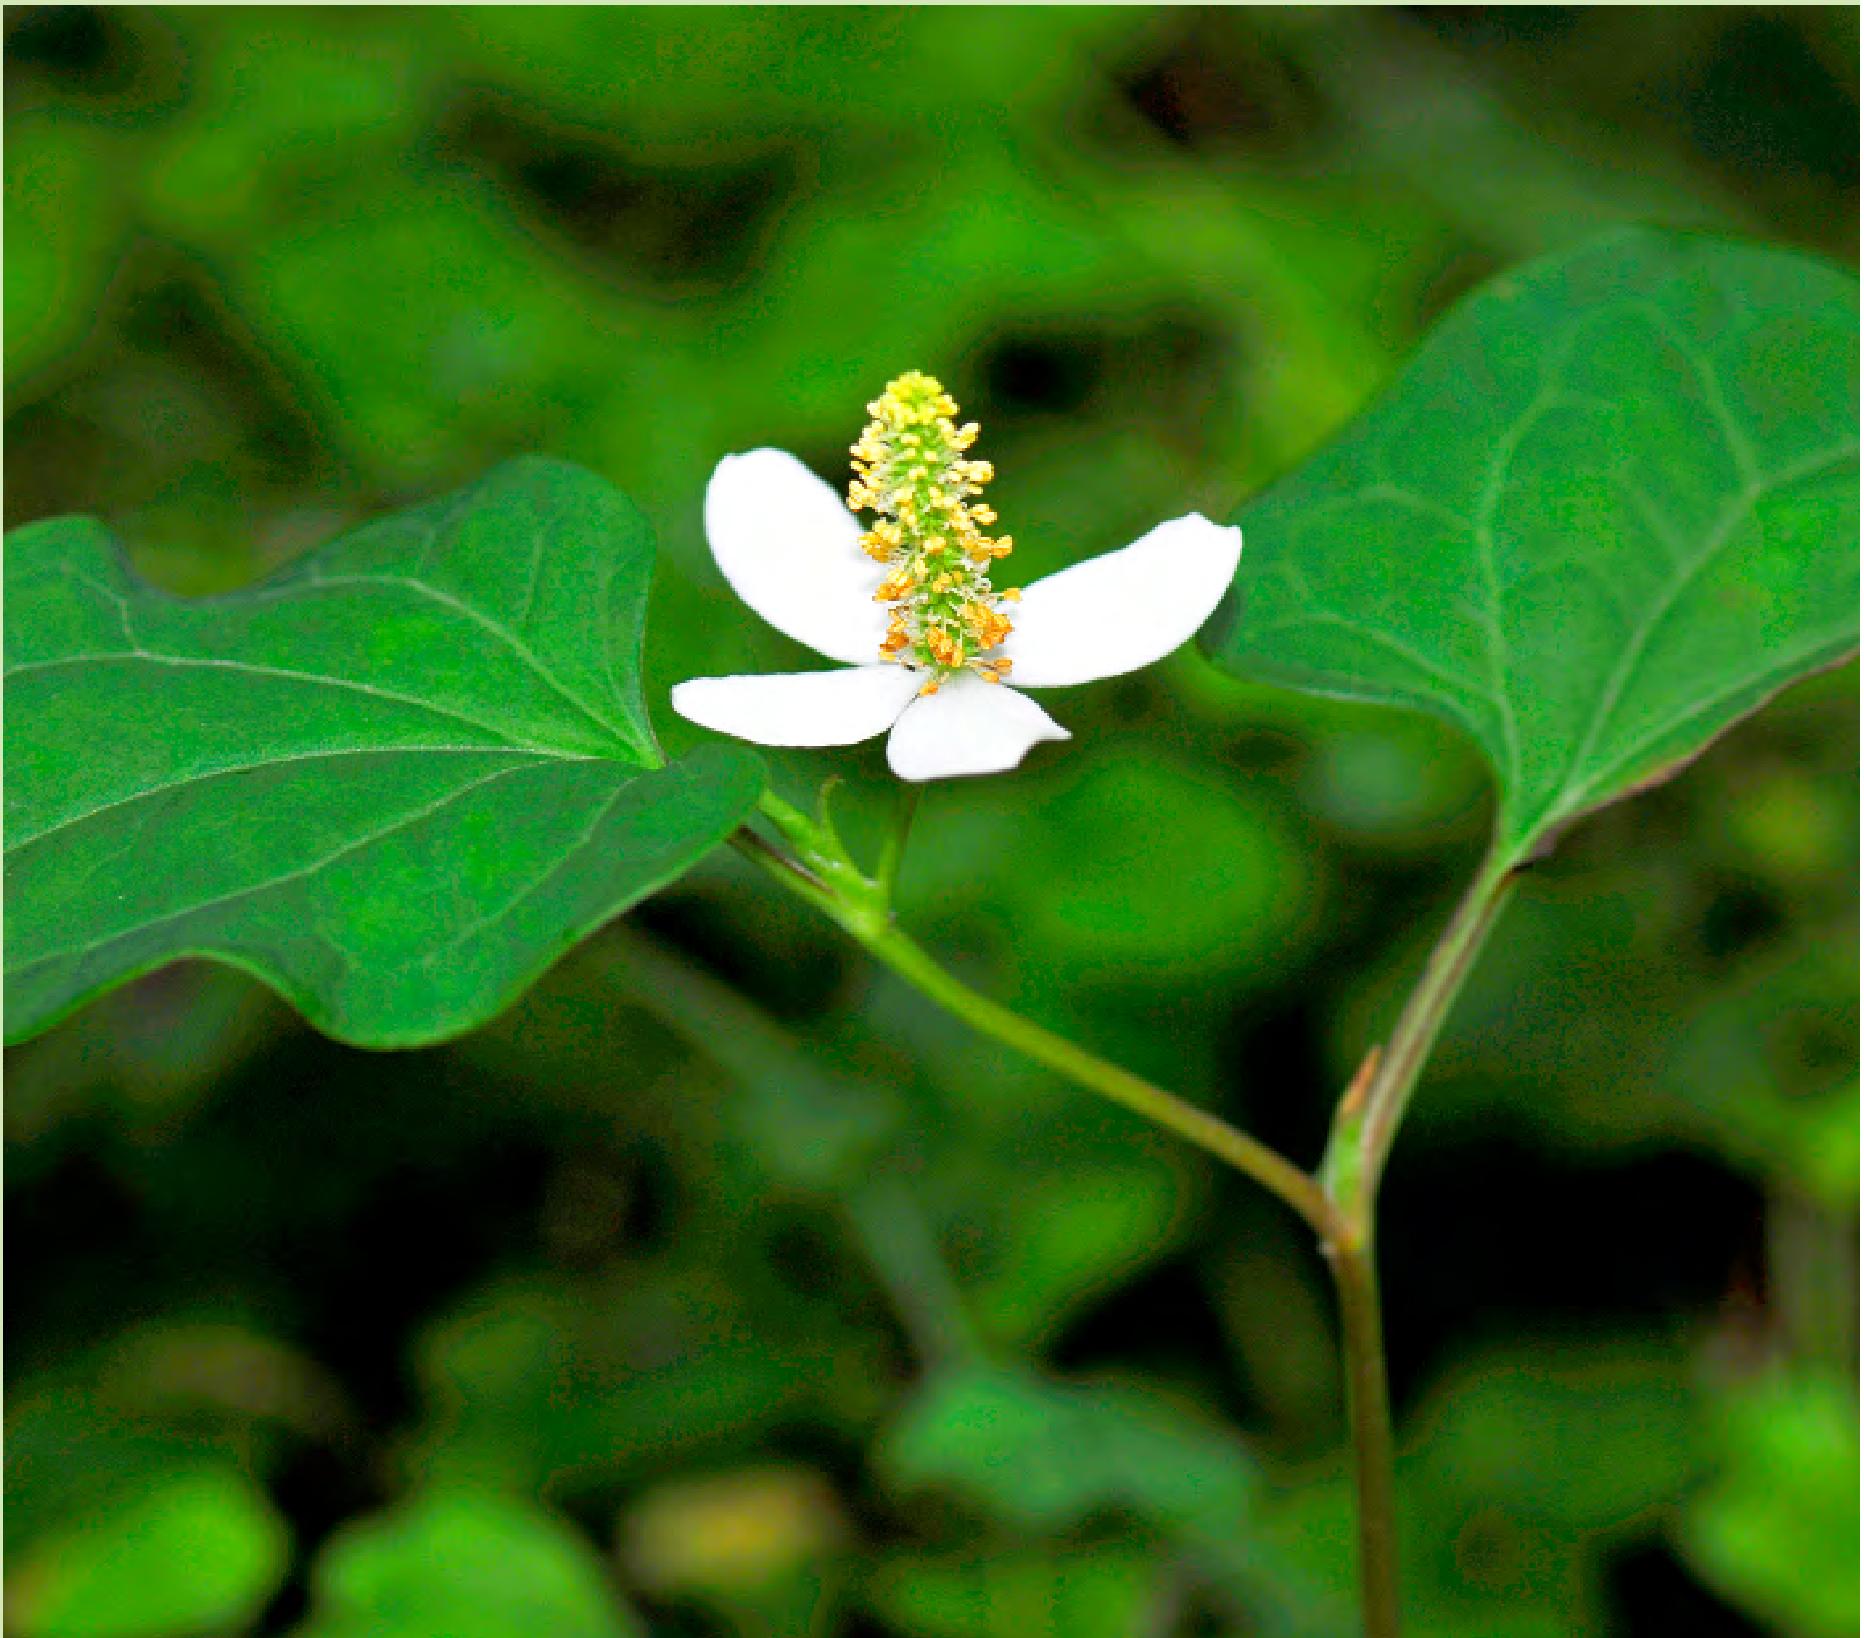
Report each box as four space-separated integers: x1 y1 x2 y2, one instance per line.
5 457 763 1048
1203 229 1859 860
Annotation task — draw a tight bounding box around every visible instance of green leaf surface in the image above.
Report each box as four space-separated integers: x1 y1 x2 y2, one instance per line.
10 1464 290 1638
405 1270 850 1496
1680 1369 1860 1638
295 1490 643 1638
880 1363 1258 1537
864 1548 1159 1638
878 1366 1338 1631
5 458 763 1047
1204 229 1859 858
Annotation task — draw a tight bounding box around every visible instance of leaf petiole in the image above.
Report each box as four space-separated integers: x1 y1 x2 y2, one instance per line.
1337 848 1522 1230
874 783 923 905
733 790 1337 1240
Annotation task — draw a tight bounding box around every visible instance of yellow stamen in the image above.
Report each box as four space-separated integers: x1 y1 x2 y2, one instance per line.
848 371 1017 678
926 626 963 668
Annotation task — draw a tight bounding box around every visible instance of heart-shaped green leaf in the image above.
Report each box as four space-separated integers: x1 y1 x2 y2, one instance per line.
1203 230 1859 860
6 458 763 1047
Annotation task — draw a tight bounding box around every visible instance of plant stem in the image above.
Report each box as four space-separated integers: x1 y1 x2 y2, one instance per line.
1351 849 1521 1204
864 921 1336 1237
1328 1236 1402 1638
1313 845 1520 1637
730 827 1335 1238
734 800 1524 1638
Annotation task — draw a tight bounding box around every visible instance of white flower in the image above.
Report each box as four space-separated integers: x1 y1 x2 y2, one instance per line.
671 376 1242 781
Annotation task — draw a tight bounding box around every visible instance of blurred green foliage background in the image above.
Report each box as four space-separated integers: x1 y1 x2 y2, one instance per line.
6 7 1858 1636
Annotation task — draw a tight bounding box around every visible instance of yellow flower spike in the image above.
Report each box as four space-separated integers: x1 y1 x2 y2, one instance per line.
848 371 1018 678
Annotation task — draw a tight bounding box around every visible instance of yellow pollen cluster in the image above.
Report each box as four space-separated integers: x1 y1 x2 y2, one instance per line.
848 370 1017 691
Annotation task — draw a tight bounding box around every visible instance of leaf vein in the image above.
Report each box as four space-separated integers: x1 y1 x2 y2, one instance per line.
1620 297 1760 486
301 570 628 744
26 763 538 970
1265 608 1486 702
1556 636 1855 824
427 779 633 959
5 651 530 746
8 745 595 854
1551 440 1860 815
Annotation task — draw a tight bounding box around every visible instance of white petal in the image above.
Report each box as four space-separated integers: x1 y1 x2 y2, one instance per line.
672 665 920 747
885 675 1070 781
705 449 890 664
1003 513 1243 688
